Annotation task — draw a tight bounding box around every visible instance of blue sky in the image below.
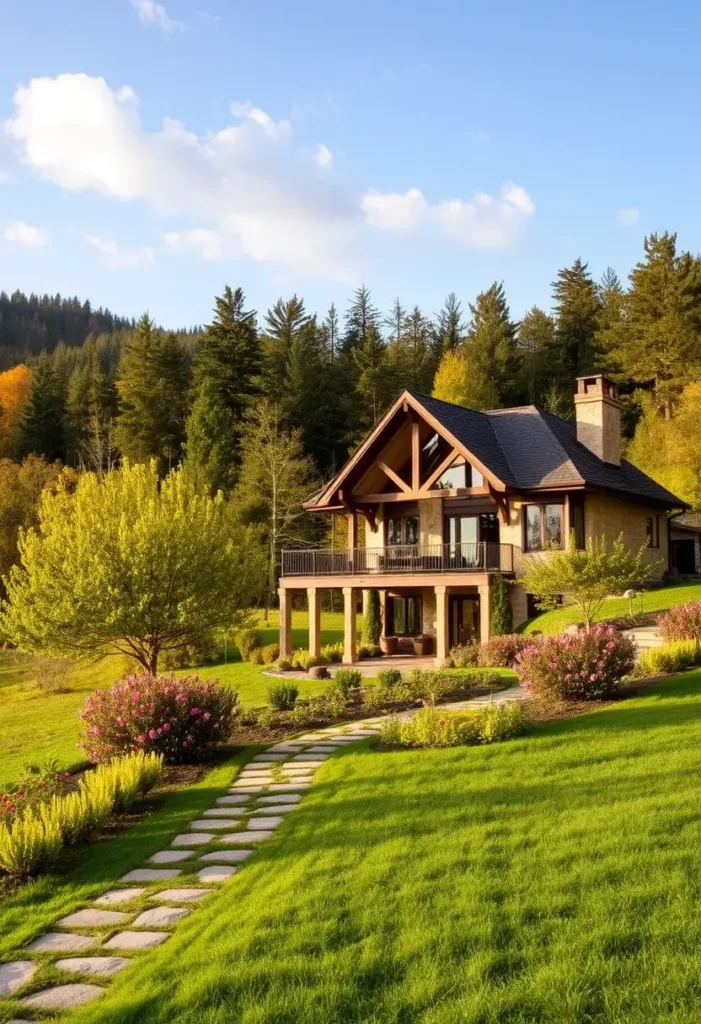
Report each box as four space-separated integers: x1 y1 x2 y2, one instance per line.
1 0 700 328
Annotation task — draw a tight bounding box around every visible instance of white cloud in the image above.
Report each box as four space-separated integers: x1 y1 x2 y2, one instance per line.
362 180 535 250
616 206 639 227
165 228 226 261
4 220 48 248
85 234 154 271
314 143 333 168
474 131 491 145
131 0 181 32
4 72 536 276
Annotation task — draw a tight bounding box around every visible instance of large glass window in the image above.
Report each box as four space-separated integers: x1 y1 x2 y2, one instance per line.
524 504 563 552
387 515 419 546
434 457 485 490
390 596 422 636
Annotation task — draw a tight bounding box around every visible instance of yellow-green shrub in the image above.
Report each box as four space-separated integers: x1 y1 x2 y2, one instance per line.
380 701 528 749
633 640 701 678
0 806 62 875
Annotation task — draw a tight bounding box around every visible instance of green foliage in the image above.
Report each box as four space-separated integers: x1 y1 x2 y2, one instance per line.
376 668 402 688
276 655 294 672
235 628 264 662
517 533 661 631
267 683 299 711
479 633 533 668
331 668 362 700
380 701 528 749
292 649 328 670
627 383 701 509
657 601 701 642
321 641 343 663
362 589 381 646
516 627 636 701
16 354 66 462
447 642 480 668
0 461 264 673
160 632 220 671
490 573 512 635
551 258 602 386
633 640 701 678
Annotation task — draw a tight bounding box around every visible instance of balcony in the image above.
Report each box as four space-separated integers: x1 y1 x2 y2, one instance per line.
281 542 514 578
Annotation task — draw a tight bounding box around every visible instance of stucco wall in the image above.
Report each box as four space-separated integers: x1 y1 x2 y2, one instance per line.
585 494 668 577
419 498 443 547
422 587 437 636
363 504 385 549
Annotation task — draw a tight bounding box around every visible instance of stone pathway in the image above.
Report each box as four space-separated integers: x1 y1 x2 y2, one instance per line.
0 686 523 1018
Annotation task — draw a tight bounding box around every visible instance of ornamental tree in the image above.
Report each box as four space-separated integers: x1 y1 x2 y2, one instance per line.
517 533 661 632
0 461 264 674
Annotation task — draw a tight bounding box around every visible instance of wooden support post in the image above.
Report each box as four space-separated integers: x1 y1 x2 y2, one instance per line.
347 508 358 552
342 587 357 665
412 417 421 492
307 587 321 658
563 493 571 550
278 587 292 657
434 585 449 668
478 583 491 644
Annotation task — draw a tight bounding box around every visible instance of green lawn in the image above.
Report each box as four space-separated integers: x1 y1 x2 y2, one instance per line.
521 579 701 634
50 671 701 1024
0 610 353 790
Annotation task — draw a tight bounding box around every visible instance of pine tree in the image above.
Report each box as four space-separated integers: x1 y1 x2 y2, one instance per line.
185 286 261 490
619 233 701 416
17 355 65 461
352 323 388 435
387 306 434 393
551 259 602 384
596 267 628 378
321 303 339 363
261 295 310 402
362 589 381 646
342 285 380 352
433 292 465 356
516 307 555 404
463 282 518 408
385 298 407 344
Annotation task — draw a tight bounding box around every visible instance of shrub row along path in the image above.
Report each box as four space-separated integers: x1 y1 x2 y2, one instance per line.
0 685 524 1020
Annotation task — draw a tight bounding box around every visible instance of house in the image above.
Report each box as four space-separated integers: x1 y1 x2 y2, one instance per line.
279 375 687 667
669 513 701 575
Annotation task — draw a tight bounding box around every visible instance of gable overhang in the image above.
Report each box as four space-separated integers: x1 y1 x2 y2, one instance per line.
304 391 508 511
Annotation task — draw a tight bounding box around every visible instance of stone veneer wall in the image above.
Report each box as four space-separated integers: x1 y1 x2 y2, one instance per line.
419 498 443 547
585 494 668 576
422 587 437 636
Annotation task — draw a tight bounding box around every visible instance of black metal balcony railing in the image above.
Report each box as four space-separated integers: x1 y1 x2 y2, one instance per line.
281 542 514 577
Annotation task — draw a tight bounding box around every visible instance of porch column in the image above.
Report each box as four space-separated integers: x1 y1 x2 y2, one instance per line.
342 586 358 665
278 587 292 657
434 585 449 668
478 583 492 643
307 587 321 658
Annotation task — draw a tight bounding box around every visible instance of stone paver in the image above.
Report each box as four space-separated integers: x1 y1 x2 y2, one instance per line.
27 932 94 952
96 888 146 905
305 745 339 752
120 868 182 883
104 931 169 950
198 865 238 883
132 906 190 928
252 753 286 762
216 794 250 806
199 849 253 863
55 957 129 977
257 793 300 804
171 832 213 846
190 818 236 830
221 830 272 843
251 803 296 814
229 785 264 793
149 850 193 865
201 808 242 818
290 756 328 764
269 782 311 791
247 816 283 829
153 888 209 903
0 962 36 997
59 909 129 928
21 983 105 1010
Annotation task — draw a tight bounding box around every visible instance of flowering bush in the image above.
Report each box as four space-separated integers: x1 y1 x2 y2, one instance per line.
515 626 635 701
479 633 533 668
380 701 528 748
657 601 701 643
0 767 74 826
80 673 238 763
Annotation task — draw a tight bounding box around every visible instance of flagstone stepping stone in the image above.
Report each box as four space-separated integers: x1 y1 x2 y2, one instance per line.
120 869 181 883
291 754 329 762
27 932 94 952
253 804 296 814
132 906 190 928
104 931 169 950
21 983 105 1009
96 888 146 905
257 793 300 804
152 888 209 903
252 753 286 762
269 782 311 791
237 775 274 782
171 832 213 846
317 737 357 744
267 744 305 752
201 809 242 818
305 745 339 752
59 909 129 928
216 795 250 805
199 849 252 864
197 865 238 883
190 819 237 830
149 850 193 865
55 957 129 977
221 830 272 843
0 961 36 996
247 817 283 829
229 785 265 793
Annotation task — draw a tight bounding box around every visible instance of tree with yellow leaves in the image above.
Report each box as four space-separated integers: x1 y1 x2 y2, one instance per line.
0 364 32 457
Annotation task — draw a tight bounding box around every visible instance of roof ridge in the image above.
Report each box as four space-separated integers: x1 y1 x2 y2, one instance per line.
408 390 490 419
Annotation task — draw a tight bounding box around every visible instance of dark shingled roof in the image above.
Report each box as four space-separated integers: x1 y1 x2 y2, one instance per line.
410 392 687 508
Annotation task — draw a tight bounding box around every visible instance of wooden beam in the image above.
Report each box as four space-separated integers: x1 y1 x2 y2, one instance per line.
420 449 458 492
361 505 377 532
346 508 358 550
377 460 412 494
412 418 421 492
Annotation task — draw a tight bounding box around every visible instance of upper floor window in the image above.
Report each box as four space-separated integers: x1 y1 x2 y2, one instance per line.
435 456 484 490
525 503 563 552
387 515 419 546
646 515 660 548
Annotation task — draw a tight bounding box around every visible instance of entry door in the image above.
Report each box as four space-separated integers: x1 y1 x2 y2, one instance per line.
672 539 696 574
449 595 480 647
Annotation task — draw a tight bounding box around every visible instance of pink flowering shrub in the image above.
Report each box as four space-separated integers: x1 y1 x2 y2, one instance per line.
80 673 238 764
479 633 534 668
657 601 701 643
515 626 635 701
0 769 74 825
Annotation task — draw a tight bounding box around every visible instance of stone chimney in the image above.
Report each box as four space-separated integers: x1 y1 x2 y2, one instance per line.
574 375 621 465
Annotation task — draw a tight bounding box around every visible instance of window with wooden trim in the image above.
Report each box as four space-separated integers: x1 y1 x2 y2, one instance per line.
388 595 422 636
434 456 484 490
387 515 419 546
646 515 660 548
524 503 563 552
